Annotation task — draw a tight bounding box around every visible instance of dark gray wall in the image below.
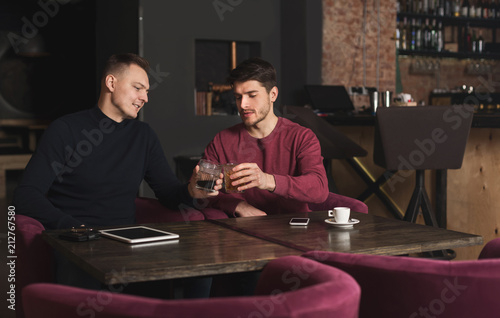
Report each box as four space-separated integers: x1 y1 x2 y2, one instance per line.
140 0 282 169
280 0 322 107
95 0 139 95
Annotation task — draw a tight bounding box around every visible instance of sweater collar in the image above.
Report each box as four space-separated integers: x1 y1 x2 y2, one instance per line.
245 117 283 142
90 105 129 128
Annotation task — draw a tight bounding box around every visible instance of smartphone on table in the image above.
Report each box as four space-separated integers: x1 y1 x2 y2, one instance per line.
289 218 310 226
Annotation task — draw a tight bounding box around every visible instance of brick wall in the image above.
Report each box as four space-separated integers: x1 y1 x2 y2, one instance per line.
399 57 500 105
322 0 397 92
322 0 499 105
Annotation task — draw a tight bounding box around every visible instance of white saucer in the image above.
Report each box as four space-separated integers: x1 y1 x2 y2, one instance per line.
324 218 360 228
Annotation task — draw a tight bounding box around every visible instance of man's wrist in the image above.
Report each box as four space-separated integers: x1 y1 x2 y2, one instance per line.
266 174 276 192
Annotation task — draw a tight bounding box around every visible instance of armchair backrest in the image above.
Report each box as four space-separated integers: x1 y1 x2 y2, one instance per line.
304 251 500 318
23 255 361 318
134 197 205 223
15 214 55 318
308 192 368 214
478 237 500 259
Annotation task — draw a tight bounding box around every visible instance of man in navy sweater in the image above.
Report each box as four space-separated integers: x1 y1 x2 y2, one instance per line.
13 54 220 294
14 53 221 230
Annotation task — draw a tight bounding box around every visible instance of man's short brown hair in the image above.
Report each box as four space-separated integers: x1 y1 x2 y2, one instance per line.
227 57 277 93
102 53 150 80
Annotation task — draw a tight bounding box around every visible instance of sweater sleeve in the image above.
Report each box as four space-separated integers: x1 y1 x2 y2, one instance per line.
143 127 193 210
13 120 85 229
272 128 329 204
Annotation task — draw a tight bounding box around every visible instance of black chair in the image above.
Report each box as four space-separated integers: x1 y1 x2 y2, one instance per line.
282 105 367 192
374 105 473 228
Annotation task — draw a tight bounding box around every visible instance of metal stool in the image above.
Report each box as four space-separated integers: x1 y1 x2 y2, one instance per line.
374 105 473 228
374 105 473 259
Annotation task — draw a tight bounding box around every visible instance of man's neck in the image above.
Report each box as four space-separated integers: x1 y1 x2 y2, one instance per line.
97 97 122 123
246 114 279 139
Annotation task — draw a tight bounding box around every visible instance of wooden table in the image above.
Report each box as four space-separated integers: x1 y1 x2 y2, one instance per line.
42 211 483 286
209 211 483 255
42 220 301 285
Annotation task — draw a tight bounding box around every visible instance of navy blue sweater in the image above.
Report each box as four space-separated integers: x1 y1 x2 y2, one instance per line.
13 106 192 229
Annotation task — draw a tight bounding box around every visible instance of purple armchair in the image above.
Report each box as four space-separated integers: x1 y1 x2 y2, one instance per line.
308 192 368 214
303 251 500 318
23 255 361 318
478 237 500 259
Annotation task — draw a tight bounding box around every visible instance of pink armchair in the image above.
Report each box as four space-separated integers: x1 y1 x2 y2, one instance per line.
478 237 500 259
303 250 500 318
15 214 55 318
23 255 361 318
198 191 369 219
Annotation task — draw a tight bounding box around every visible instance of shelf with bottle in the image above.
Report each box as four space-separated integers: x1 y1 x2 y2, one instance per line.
398 0 500 22
396 2 499 59
397 12 500 27
398 49 500 58
397 17 446 52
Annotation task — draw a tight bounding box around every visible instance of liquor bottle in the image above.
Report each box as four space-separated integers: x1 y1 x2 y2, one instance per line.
423 18 431 50
477 30 484 52
470 0 476 17
464 23 472 52
471 29 477 52
430 0 436 15
416 19 422 50
401 17 408 50
462 0 470 17
437 21 444 51
481 0 488 17
409 0 415 12
438 0 446 15
401 0 408 12
476 0 483 17
411 18 417 50
484 0 489 17
445 0 452 15
454 0 461 16
491 0 497 18
482 0 489 18
396 18 401 49
431 19 438 50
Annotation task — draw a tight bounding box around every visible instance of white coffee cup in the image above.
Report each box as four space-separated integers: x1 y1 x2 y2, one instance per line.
334 207 350 224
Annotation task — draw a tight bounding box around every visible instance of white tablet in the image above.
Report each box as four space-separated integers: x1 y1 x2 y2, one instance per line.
99 226 179 244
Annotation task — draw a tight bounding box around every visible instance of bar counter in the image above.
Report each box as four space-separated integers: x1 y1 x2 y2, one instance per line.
324 112 500 128
322 111 499 261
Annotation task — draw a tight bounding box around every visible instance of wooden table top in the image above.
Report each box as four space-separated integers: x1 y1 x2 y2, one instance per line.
210 211 483 256
42 211 483 285
42 220 301 285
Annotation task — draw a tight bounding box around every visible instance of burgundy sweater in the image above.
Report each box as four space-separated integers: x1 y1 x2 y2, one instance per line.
204 117 328 216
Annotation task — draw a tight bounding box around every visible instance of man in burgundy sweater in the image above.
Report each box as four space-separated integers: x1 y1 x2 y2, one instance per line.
204 58 329 217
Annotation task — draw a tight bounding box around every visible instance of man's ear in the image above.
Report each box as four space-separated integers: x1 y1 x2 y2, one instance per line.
270 86 278 102
105 74 116 92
